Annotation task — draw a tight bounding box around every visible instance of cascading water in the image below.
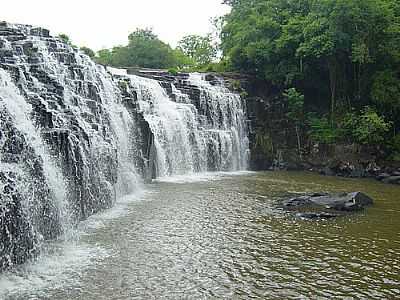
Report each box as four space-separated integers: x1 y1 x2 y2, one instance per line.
0 69 68 269
188 73 249 171
0 23 144 271
122 72 250 178
0 21 250 272
127 75 205 177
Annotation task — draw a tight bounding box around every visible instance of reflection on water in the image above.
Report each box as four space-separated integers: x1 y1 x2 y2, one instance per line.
1 172 400 299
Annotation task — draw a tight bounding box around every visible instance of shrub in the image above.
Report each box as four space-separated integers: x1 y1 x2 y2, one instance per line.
351 107 392 145
307 115 338 144
168 68 179 75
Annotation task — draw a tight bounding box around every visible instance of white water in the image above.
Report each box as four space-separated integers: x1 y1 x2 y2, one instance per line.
127 73 250 177
35 36 142 200
0 69 70 241
188 73 250 171
0 32 144 273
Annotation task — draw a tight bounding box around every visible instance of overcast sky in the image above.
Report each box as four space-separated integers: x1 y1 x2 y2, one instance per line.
2 0 230 50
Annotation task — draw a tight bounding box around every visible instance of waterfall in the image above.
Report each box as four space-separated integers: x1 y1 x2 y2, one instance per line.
0 23 143 271
0 69 69 268
127 75 205 177
0 22 250 271
122 72 250 178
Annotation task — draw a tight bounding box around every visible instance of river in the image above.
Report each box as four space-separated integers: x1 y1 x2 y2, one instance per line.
1 171 399 299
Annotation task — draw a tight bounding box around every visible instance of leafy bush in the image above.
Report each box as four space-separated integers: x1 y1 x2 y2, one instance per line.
387 134 400 161
284 88 304 125
307 115 338 144
168 68 179 75
351 107 391 145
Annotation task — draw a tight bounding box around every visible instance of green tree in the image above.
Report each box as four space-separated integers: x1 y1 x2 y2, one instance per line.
57 33 75 47
351 107 392 145
221 0 400 152
96 28 178 69
80 46 95 58
96 49 113 65
177 35 217 66
284 88 305 157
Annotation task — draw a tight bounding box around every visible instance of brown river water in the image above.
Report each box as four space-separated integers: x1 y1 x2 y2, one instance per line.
1 171 399 299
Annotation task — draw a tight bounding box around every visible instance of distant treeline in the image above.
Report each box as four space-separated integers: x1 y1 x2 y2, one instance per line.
68 0 400 160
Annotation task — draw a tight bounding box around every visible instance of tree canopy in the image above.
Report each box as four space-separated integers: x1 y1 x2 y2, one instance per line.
221 0 400 157
96 28 178 69
177 34 217 67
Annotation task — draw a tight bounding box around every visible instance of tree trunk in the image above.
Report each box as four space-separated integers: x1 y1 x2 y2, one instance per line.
295 125 302 159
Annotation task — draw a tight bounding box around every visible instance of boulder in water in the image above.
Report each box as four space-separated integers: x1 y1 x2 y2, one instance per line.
282 192 374 218
382 176 400 185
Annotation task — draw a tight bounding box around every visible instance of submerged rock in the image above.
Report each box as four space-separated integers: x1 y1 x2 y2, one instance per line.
295 212 339 220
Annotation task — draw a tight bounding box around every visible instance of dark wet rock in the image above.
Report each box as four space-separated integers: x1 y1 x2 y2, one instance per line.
30 27 50 37
295 212 339 220
376 173 391 181
382 176 400 185
349 167 366 178
320 167 335 176
283 192 374 212
0 171 38 271
365 162 381 176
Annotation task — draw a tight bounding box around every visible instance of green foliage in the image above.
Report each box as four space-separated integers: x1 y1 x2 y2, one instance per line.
80 46 95 58
307 107 391 145
284 88 304 125
231 80 241 91
371 70 400 112
96 28 178 69
307 115 339 144
222 0 400 152
177 35 217 67
58 33 71 45
388 134 400 161
95 49 113 65
172 49 196 69
167 68 178 75
350 107 392 145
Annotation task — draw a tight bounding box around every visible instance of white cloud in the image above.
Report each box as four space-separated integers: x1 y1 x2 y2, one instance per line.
1 0 230 50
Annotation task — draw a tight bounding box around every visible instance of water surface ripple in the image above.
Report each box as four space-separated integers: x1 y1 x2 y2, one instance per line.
1 171 400 299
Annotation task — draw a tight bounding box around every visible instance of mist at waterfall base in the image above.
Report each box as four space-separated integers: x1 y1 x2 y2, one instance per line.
0 22 250 294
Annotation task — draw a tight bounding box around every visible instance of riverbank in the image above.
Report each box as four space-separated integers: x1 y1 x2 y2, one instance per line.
258 144 400 185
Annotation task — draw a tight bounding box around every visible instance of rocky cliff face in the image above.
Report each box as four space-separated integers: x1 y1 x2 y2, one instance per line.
225 73 400 182
0 22 153 270
0 22 250 271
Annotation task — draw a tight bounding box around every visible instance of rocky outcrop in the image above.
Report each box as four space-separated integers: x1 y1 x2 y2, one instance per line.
282 192 374 219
